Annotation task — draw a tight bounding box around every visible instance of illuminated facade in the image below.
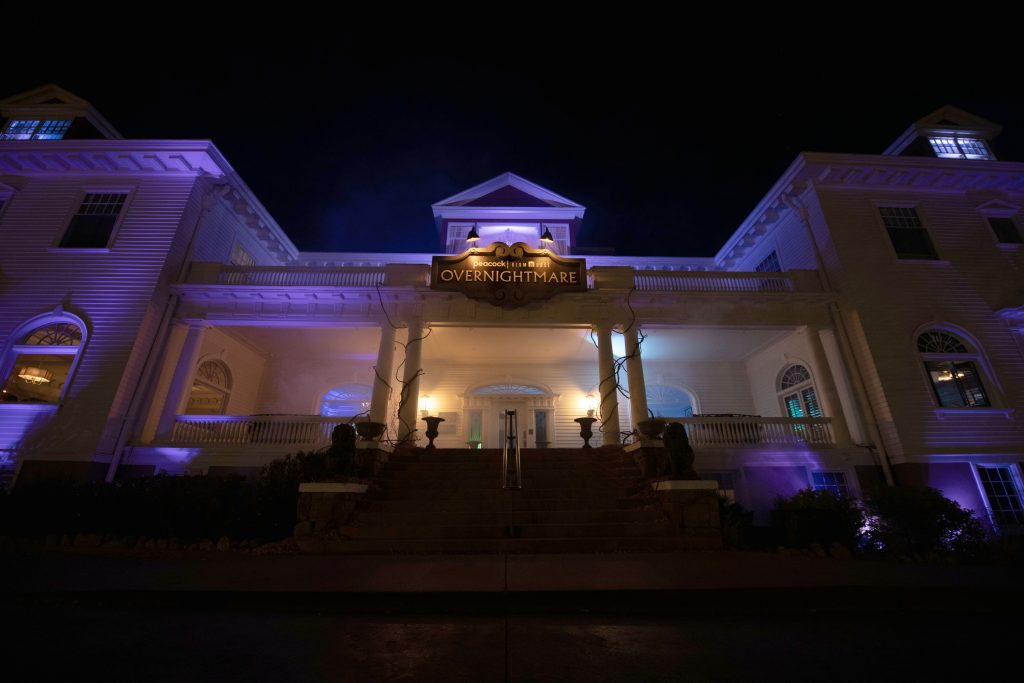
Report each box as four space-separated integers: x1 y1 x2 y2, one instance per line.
2 85 1023 529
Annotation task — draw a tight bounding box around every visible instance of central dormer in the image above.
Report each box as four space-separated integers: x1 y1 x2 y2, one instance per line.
884 105 1001 160
432 172 586 254
0 84 121 141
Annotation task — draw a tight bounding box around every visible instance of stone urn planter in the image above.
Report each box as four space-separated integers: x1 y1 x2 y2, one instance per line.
421 416 445 449
354 420 386 442
574 416 599 449
636 418 667 440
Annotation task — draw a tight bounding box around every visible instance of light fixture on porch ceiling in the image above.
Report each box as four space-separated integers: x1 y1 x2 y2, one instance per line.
466 226 480 243
540 227 554 244
18 367 53 384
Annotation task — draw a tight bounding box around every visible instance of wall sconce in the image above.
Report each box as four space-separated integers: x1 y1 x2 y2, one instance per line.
540 227 554 245
466 227 479 243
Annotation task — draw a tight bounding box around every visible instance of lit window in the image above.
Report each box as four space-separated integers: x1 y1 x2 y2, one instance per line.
879 206 938 259
1 321 84 404
541 224 570 254
59 192 127 248
988 217 1022 244
977 465 1024 529
446 224 472 253
928 136 993 160
320 383 372 417
645 383 695 418
0 119 72 140
917 330 991 408
755 251 782 273
186 360 232 415
779 365 821 418
811 471 850 497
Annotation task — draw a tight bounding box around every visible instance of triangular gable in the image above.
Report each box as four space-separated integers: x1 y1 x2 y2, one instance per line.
0 84 91 109
433 172 584 213
462 185 566 208
914 105 1002 137
884 105 1002 156
975 199 1021 215
0 84 122 140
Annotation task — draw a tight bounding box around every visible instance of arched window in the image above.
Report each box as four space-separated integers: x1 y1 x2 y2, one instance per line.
917 329 991 408
1 320 84 403
187 359 232 415
320 383 373 417
778 364 821 418
645 384 695 418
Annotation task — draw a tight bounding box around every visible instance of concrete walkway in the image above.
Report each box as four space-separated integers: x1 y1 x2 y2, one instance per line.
3 548 1020 596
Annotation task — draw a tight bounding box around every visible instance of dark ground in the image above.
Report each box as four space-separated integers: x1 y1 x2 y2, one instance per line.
5 549 1022 681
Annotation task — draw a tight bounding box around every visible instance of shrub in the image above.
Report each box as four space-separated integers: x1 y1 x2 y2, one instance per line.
718 499 755 550
771 489 864 552
861 485 986 558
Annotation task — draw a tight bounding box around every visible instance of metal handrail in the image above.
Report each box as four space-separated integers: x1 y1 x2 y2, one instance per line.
502 409 522 489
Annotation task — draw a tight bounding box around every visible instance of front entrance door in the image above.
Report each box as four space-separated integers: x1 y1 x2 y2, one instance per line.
494 400 528 449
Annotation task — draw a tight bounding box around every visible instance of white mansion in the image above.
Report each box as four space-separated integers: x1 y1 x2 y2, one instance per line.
1 85 1023 528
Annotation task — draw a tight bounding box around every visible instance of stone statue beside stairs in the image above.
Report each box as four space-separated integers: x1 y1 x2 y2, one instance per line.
325 423 357 477
662 422 698 479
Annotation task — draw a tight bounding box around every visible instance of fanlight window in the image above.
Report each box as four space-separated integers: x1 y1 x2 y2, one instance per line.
320 383 373 417
645 384 694 418
917 329 990 408
187 360 232 415
470 384 547 395
778 364 821 418
2 321 84 403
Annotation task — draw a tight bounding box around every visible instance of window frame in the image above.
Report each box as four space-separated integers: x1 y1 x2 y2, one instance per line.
0 314 88 405
0 118 72 140
809 470 855 497
972 464 1024 533
875 203 942 261
186 358 233 416
777 363 822 419
927 136 994 160
914 327 1005 414
52 186 135 252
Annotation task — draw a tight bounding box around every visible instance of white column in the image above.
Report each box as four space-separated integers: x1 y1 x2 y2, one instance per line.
595 323 620 446
155 322 206 438
370 324 397 425
623 324 650 432
397 319 425 444
807 325 852 446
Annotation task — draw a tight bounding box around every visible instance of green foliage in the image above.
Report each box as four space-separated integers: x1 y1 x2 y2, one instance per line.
862 485 987 557
771 488 864 552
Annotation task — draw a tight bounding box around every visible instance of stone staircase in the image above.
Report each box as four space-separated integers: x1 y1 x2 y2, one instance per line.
329 447 694 554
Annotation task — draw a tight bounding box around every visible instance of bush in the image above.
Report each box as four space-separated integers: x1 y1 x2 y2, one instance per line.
718 499 755 550
862 485 987 558
772 489 864 552
0 450 333 542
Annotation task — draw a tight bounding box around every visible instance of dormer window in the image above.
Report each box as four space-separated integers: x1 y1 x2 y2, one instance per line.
928 136 993 160
0 118 72 140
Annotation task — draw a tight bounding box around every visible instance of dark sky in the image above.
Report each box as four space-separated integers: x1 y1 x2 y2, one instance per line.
5 32 1023 257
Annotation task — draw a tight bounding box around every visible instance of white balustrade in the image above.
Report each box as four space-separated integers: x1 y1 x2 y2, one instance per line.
218 266 385 288
673 416 835 447
169 415 347 446
633 271 792 293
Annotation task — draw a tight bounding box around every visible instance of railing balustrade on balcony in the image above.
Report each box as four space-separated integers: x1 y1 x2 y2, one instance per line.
169 415 347 446
674 416 835 447
633 271 793 293
218 266 386 287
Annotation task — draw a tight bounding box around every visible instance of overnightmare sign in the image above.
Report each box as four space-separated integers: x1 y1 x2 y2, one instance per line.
431 241 587 308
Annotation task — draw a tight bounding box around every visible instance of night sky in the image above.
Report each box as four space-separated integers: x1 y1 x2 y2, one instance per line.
6 33 1023 257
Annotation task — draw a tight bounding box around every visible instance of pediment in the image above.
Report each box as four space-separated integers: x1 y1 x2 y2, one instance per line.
433 172 585 213
914 105 1002 137
0 84 91 109
975 198 1021 215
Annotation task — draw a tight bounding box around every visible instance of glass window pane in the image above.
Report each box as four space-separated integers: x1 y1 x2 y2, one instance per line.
2 352 74 403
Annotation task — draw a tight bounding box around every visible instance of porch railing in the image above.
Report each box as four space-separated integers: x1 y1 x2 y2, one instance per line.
674 416 836 447
633 271 793 293
217 266 386 288
169 415 347 446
